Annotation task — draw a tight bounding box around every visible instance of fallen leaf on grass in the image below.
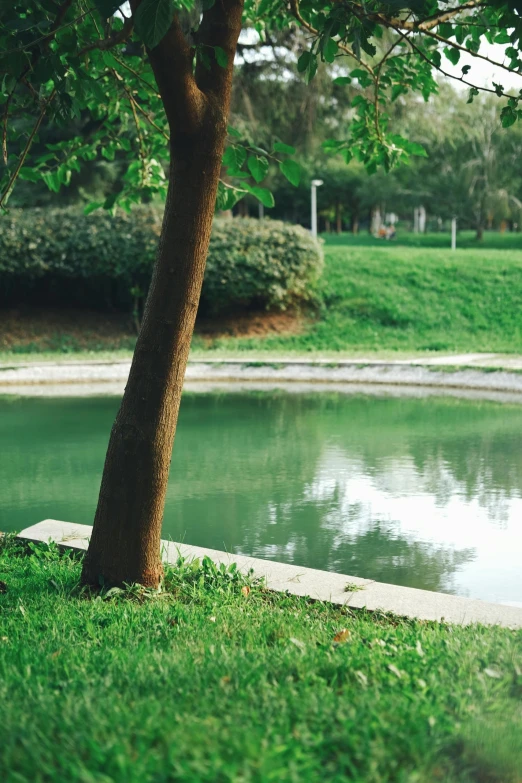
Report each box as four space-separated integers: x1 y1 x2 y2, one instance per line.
484 667 502 679
388 664 403 679
333 629 351 643
241 585 250 597
289 637 306 650
416 640 425 657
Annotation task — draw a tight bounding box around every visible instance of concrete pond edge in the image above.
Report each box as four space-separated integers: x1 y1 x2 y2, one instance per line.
17 520 522 629
3 357 522 398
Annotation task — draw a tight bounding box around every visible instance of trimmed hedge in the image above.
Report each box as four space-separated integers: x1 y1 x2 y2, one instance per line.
0 207 323 313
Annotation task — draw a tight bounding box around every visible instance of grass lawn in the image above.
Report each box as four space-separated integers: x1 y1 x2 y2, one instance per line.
1 536 521 782
2 231 522 359
196 234 522 354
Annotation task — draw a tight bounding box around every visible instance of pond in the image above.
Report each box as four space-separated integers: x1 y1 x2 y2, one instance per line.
1 390 521 606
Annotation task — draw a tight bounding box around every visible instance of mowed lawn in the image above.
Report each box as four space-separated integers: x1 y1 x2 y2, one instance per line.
1 538 521 782
194 232 522 354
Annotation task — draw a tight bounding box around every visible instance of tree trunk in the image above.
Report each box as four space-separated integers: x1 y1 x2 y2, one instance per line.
476 222 484 241
82 0 244 588
82 137 224 588
351 213 359 235
335 201 342 234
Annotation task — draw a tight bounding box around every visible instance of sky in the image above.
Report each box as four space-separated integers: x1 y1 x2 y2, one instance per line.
443 41 522 94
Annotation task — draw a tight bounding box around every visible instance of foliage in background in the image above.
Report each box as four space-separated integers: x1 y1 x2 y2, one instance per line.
0 207 323 314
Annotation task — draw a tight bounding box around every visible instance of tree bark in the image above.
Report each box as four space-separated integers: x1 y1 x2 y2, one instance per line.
81 0 244 588
476 222 484 241
335 201 342 234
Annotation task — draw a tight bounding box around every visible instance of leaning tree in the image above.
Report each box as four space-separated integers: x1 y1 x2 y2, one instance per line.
1 0 521 586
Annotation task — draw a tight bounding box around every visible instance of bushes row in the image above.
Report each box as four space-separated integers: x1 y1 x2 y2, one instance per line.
0 206 323 314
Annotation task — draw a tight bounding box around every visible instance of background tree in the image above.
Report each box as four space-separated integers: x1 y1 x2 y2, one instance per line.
2 0 522 587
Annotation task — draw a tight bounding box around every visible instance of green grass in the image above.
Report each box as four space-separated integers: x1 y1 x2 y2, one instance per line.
325 229 522 250
1 536 521 782
196 236 522 354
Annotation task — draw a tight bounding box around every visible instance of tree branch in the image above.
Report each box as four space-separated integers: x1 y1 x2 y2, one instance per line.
0 90 56 210
290 0 374 74
195 0 246 100
78 17 134 55
415 28 522 79
129 1 204 133
402 32 516 99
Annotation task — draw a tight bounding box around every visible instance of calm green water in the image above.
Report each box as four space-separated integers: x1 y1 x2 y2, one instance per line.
1 391 521 605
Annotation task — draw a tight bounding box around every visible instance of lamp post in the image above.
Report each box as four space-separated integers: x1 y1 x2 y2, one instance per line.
451 216 457 251
311 179 323 238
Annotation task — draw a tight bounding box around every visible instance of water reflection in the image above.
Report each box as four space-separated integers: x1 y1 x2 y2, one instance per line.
0 391 521 604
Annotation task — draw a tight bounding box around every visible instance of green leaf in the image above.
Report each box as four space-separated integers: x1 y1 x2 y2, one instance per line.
257 0 277 15
134 0 174 50
215 181 245 212
430 50 441 68
92 0 122 17
223 145 247 171
228 125 242 138
405 141 428 158
444 47 460 66
388 135 428 158
297 51 318 84
246 185 275 208
297 51 311 73
323 37 338 64
214 46 228 68
334 76 351 85
19 167 41 183
438 23 453 39
41 171 60 193
83 201 104 215
103 193 118 210
279 159 301 187
461 64 471 75
500 106 517 128
322 139 345 153
247 155 269 183
273 141 296 155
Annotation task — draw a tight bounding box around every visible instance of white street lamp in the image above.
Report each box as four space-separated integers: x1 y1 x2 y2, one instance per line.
311 179 323 238
451 216 457 250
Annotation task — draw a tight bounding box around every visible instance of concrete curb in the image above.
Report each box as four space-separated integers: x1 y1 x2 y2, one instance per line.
18 520 522 629
3 359 522 397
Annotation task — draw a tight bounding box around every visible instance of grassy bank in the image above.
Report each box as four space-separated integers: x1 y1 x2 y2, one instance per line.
199 238 522 354
1 537 521 782
2 233 522 358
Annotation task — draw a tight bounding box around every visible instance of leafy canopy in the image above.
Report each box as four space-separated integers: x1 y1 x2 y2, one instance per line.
1 0 521 212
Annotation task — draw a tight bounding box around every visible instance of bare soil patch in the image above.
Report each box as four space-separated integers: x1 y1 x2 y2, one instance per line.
196 310 303 340
0 307 303 352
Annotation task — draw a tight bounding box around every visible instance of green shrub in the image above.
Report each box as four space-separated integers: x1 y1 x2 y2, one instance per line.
203 218 323 312
0 207 323 313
